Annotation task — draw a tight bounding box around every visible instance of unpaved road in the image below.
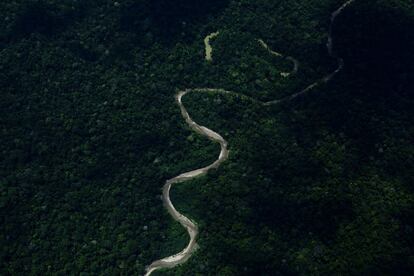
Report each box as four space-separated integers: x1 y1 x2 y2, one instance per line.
145 1 355 275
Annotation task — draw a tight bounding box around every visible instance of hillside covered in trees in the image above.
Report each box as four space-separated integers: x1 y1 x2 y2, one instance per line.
1 0 413 275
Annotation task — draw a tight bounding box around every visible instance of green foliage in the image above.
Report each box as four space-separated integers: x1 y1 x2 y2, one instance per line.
1 0 413 275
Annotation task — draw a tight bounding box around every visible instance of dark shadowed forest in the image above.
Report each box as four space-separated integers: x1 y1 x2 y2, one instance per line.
1 0 413 275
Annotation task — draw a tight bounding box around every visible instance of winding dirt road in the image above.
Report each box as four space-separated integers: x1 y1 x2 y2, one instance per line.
145 1 355 275
204 31 220 61
257 39 299 77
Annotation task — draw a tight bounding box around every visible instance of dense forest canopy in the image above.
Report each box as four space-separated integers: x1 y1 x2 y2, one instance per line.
120 0 229 44
1 0 413 275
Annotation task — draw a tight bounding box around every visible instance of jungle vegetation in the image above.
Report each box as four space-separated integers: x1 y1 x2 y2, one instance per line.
1 0 413 275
